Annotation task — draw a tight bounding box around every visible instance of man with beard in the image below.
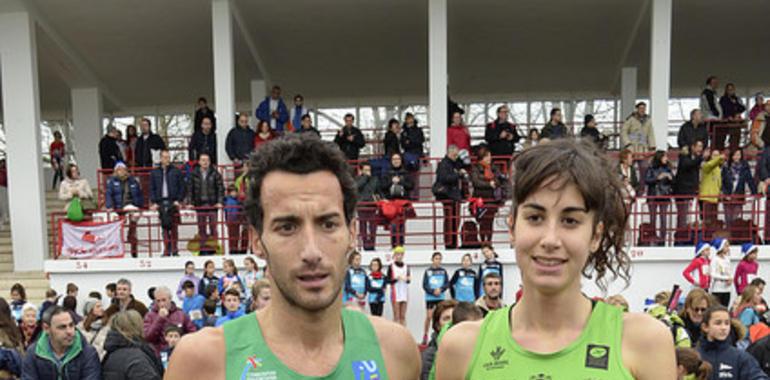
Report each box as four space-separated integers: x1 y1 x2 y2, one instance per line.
167 135 420 379
474 272 506 317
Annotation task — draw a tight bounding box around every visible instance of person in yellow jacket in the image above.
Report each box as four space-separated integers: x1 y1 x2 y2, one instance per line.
699 149 726 226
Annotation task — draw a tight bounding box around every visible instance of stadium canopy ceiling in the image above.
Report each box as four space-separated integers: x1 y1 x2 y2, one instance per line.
3 0 769 118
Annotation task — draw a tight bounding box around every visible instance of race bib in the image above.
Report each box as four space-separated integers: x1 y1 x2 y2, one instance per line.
189 309 203 321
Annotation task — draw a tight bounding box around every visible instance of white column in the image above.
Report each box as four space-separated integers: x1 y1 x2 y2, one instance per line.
212 0 235 165
0 11 48 270
650 0 672 151
621 67 638 120
250 79 266 126
428 0 448 159
71 88 103 186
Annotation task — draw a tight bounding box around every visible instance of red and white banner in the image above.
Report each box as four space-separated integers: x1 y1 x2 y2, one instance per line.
58 219 125 259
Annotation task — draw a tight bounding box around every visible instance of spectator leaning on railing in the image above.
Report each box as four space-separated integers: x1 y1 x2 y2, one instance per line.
187 153 224 256
105 162 144 258
720 83 747 120
58 163 94 211
150 150 185 257
673 140 705 233
434 145 466 249
677 109 709 150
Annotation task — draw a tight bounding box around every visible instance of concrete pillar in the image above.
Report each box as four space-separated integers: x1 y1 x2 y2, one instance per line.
212 0 235 165
428 0 448 158
250 79 266 126
71 88 103 186
621 67 638 120
650 0 672 150
0 11 48 270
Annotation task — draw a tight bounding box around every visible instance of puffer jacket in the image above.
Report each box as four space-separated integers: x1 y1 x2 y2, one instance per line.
187 166 224 206
22 331 101 380
101 330 163 380
621 113 655 153
697 337 767 380
105 176 144 209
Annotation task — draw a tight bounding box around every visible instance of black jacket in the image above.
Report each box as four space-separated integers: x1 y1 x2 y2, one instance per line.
383 131 402 158
541 122 569 140
134 133 166 168
99 135 123 170
381 165 413 200
194 107 216 133
225 126 255 161
697 338 767 380
677 121 710 149
401 125 425 156
149 165 185 203
188 130 218 164
334 126 366 161
471 163 503 200
297 127 321 138
748 335 770 376
356 175 383 202
188 166 224 206
101 330 163 380
644 165 674 197
484 120 520 157
674 154 704 195
434 156 464 201
720 95 747 119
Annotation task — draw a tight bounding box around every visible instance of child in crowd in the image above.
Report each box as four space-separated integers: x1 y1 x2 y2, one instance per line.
366 258 386 317
247 279 271 312
105 283 116 305
216 288 245 327
710 238 732 306
735 243 760 295
449 254 479 303
176 261 199 301
198 260 219 297
697 305 765 378
181 280 206 329
160 325 182 370
224 185 247 255
387 246 410 326
675 347 712 380
38 289 58 320
343 251 368 309
683 241 712 290
733 285 763 338
422 252 449 345
242 257 262 300
478 244 503 297
10 284 26 322
202 299 219 328
218 259 244 296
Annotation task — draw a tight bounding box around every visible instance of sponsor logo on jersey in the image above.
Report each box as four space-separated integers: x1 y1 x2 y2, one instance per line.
482 346 510 371
240 356 278 380
352 360 381 379
528 374 552 380
585 344 610 370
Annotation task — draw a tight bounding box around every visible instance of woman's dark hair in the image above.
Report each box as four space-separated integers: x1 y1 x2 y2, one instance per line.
676 347 712 380
11 283 26 301
651 150 668 168
244 256 258 270
511 139 630 290
245 134 357 234
62 296 77 312
66 163 79 179
390 153 403 168
204 259 215 270
702 305 729 326
256 120 271 134
705 75 717 86
223 258 238 275
388 118 400 130
476 146 491 160
53 131 62 139
347 251 361 266
729 148 743 164
528 128 539 139
432 299 458 334
431 251 442 260
126 124 137 137
0 297 22 347
369 257 382 272
723 83 735 96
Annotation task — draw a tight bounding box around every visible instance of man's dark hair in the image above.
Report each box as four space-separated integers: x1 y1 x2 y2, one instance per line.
198 97 207 104
42 306 70 326
62 296 77 312
550 107 561 117
164 324 183 336
452 302 484 323
635 102 646 108
182 281 195 290
224 288 241 299
432 251 442 260
88 291 102 300
245 134 357 234
203 299 217 314
751 278 766 287
66 283 78 294
483 272 502 284
201 116 214 124
706 75 717 86
496 106 508 114
294 94 304 102
106 283 117 293
344 113 354 120
141 118 152 127
301 114 311 121
690 109 700 120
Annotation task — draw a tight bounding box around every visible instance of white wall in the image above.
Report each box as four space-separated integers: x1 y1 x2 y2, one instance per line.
45 246 767 340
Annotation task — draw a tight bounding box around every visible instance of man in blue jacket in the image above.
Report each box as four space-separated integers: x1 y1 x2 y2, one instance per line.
256 85 289 134
150 150 186 257
105 162 144 257
22 306 101 380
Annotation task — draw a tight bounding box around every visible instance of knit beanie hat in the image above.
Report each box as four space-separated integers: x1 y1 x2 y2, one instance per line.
742 243 758 256
695 241 711 257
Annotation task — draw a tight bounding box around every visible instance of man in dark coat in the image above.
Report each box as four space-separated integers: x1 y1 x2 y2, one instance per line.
99 126 123 170
189 116 218 164
334 114 366 161
434 145 466 249
484 105 520 158
134 118 166 168
194 97 216 133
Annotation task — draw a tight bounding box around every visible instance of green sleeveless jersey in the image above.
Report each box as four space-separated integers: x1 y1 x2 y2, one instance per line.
224 309 388 380
465 301 634 380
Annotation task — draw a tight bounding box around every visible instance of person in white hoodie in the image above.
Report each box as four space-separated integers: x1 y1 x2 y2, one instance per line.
710 238 733 307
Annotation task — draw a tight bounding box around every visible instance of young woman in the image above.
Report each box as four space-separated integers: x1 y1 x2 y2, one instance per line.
58 164 94 211
175 261 199 301
617 149 639 207
683 241 712 290
721 148 757 226
735 243 760 295
382 153 414 247
366 258 387 316
343 251 368 309
242 257 262 300
422 252 449 345
478 244 503 297
435 139 676 379
218 259 244 296
0 298 23 379
522 128 540 150
710 238 732 307
471 147 504 243
198 260 219 297
383 118 403 158
387 246 410 326
450 254 479 303
733 285 763 336
679 288 714 345
253 120 276 149
125 124 138 166
644 150 674 244
697 305 765 378
50 131 65 190
675 347 712 380
77 298 109 359
9 284 26 323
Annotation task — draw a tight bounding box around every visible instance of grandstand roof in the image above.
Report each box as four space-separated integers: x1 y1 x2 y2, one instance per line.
3 0 770 117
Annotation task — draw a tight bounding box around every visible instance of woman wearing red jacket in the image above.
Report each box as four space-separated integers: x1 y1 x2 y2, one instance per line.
447 111 471 152
683 241 712 289
253 120 276 149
